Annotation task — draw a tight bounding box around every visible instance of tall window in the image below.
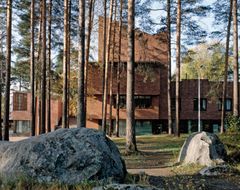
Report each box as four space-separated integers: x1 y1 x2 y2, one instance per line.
171 98 181 111
113 95 152 109
193 98 207 111
218 98 232 111
13 93 27 111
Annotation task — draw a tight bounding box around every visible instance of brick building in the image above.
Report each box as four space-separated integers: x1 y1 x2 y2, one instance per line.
8 18 234 135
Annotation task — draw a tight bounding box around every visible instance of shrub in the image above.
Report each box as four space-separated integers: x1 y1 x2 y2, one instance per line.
225 114 240 133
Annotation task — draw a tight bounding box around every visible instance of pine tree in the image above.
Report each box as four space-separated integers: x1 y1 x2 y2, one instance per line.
3 0 12 141
126 0 137 153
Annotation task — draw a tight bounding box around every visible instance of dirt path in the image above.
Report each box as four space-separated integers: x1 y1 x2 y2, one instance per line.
128 167 174 177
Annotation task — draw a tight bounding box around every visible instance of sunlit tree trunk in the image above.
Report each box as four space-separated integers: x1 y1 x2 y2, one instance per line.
102 0 114 133
233 0 238 117
3 0 12 141
115 0 123 137
126 0 137 153
0 14 3 140
67 0 71 128
101 0 107 131
167 0 172 135
109 0 117 136
47 0 52 132
84 0 95 125
63 0 69 128
77 0 85 128
30 0 36 136
221 0 232 134
40 0 47 134
175 0 181 137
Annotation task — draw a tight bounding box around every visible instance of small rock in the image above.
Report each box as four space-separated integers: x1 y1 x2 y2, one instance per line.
178 132 227 166
93 184 162 190
199 165 233 176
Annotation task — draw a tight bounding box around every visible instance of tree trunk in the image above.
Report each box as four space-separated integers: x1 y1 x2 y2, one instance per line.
47 0 52 133
0 15 3 140
126 0 137 153
102 0 114 133
30 0 36 136
40 0 47 134
109 0 117 136
115 0 123 137
67 0 71 128
101 0 107 131
233 0 238 117
84 0 95 126
77 0 85 128
63 0 69 128
3 0 12 141
167 0 172 135
221 0 232 134
175 0 181 137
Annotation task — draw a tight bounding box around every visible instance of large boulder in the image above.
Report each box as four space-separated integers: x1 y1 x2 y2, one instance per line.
0 128 126 184
93 184 162 190
178 132 227 166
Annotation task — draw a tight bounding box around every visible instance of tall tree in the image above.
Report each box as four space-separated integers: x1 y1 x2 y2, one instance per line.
40 0 47 134
126 0 137 152
47 0 52 132
102 0 114 132
175 0 181 137
167 0 172 135
84 0 95 123
109 0 117 136
221 0 232 134
30 0 36 136
3 0 12 141
77 0 85 128
115 0 123 137
232 0 238 117
63 0 69 128
101 0 107 131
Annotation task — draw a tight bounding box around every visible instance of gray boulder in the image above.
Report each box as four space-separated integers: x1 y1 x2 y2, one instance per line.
0 128 126 184
93 184 162 190
199 165 234 176
178 131 227 166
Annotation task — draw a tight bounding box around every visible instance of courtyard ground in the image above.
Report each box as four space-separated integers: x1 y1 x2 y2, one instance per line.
112 134 240 190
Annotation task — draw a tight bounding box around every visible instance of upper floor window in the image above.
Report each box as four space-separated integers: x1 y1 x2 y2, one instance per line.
13 93 27 111
218 98 232 111
171 98 181 111
193 98 207 111
113 95 152 109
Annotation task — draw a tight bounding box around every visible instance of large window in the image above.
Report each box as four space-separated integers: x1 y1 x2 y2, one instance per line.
193 98 207 111
218 98 232 111
113 95 152 109
171 98 181 111
13 93 27 111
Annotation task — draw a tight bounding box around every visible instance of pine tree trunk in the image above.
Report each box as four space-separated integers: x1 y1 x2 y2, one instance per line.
167 0 172 135
67 0 71 128
126 0 137 153
115 0 123 137
102 0 114 133
77 0 85 128
47 0 52 132
101 0 107 131
63 0 69 128
175 0 181 137
109 0 117 136
84 0 95 125
233 0 238 117
3 0 12 141
30 0 36 136
0 17 3 140
40 0 47 134
221 0 232 134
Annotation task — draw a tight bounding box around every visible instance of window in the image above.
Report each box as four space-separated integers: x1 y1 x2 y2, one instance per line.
113 95 152 109
193 98 207 111
218 98 232 111
171 98 181 111
13 93 27 111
